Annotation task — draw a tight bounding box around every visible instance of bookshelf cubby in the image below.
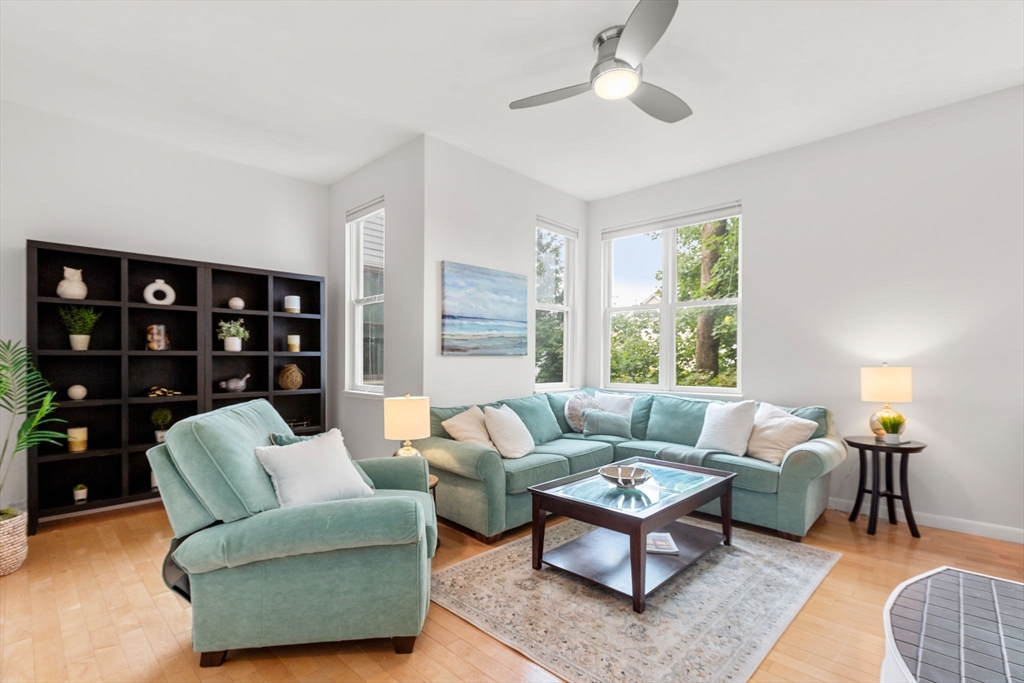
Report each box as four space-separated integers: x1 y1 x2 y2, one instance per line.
27 241 326 533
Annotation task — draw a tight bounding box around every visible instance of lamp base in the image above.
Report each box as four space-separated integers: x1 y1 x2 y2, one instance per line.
869 404 906 439
393 440 422 457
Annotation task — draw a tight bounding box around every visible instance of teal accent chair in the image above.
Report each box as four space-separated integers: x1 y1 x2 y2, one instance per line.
147 400 435 667
415 389 844 543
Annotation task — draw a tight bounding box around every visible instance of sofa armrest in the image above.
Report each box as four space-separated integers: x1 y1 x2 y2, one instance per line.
173 496 426 574
357 456 429 492
414 436 504 483
779 436 847 482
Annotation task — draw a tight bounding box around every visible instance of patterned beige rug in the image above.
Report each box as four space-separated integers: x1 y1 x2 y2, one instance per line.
431 517 840 683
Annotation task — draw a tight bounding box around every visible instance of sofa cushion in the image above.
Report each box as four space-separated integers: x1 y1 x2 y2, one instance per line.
532 438 614 474
614 440 680 461
561 432 632 448
501 394 563 444
544 391 577 434
782 406 830 440
629 394 654 440
704 454 780 494
373 489 438 557
645 395 712 445
164 399 286 523
502 453 569 494
582 409 632 439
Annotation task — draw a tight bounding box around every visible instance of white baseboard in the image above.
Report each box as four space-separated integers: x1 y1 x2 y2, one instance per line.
828 497 1024 544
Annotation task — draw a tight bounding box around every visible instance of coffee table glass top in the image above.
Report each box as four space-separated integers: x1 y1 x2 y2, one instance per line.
551 463 714 513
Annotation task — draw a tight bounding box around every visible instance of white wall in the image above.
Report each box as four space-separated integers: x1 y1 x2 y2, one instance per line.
422 138 588 406
585 86 1024 542
328 137 425 459
0 100 329 509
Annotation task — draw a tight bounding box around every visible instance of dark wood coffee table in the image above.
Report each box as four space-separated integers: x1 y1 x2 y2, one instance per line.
529 456 736 613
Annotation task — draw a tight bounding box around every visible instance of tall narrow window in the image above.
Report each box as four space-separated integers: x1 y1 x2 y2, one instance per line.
348 203 385 393
535 224 575 389
604 207 740 393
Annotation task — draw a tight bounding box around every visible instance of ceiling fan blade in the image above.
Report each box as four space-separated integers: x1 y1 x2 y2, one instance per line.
616 0 678 68
509 83 591 110
629 82 692 123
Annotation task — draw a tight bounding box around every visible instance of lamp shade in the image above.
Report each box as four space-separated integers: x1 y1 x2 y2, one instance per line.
861 366 913 403
383 394 430 440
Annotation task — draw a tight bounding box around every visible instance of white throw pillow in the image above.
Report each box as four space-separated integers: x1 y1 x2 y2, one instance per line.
254 428 373 507
564 393 601 433
483 405 534 459
695 400 756 456
442 406 496 450
595 391 636 419
746 404 819 466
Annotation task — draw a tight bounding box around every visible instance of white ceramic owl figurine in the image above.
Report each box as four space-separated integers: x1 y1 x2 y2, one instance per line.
57 267 88 299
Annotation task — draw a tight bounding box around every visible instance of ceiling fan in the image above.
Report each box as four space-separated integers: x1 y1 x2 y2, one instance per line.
509 0 691 123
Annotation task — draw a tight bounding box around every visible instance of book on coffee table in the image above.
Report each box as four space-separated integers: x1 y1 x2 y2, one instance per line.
646 532 679 555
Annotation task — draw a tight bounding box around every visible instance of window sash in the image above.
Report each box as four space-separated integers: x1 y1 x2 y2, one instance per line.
349 206 385 394
535 229 575 390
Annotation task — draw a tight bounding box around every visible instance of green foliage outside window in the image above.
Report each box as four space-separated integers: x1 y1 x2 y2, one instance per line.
535 229 567 384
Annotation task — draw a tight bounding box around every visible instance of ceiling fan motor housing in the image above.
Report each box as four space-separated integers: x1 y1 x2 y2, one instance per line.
591 26 642 85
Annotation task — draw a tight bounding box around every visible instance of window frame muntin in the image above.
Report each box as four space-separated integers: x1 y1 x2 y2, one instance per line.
348 207 386 395
535 226 576 392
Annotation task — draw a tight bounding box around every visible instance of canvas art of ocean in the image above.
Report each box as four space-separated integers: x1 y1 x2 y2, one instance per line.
442 261 527 355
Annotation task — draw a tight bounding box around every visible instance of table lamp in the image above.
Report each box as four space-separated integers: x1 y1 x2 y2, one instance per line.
860 363 913 442
384 394 430 457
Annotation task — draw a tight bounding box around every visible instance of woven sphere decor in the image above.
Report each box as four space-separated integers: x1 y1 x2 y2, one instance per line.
0 512 28 576
277 363 304 390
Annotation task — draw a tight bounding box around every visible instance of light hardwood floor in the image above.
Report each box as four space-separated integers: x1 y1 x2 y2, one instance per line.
1 504 1021 683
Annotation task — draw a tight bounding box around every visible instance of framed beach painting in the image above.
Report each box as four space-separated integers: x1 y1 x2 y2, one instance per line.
442 261 528 355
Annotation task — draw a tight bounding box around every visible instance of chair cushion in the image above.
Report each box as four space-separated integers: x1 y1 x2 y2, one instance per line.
532 438 614 474
164 399 286 523
373 489 438 557
502 453 569 494
704 454 780 494
645 395 713 445
501 394 563 445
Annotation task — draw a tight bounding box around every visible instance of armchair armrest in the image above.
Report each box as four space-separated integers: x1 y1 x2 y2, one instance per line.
413 436 503 483
357 456 429 492
173 496 426 574
780 436 847 482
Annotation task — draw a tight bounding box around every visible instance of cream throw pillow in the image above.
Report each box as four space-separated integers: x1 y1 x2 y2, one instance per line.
746 403 819 465
695 400 756 456
442 406 496 450
483 405 534 459
254 429 373 507
595 391 635 418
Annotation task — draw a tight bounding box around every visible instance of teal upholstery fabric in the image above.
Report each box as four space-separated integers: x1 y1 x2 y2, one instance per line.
613 440 679 461
560 432 632 448
704 453 780 493
416 436 505 536
269 432 375 490
653 444 721 468
164 400 286 522
371 489 437 557
430 403 499 438
543 392 575 434
582 409 632 439
645 395 712 445
502 454 569 494
501 394 563 445
504 491 533 530
532 438 614 474
786 406 831 440
357 456 429 493
146 444 216 538
174 495 427 573
584 389 653 440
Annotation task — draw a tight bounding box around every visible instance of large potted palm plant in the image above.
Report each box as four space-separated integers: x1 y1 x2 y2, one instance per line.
0 341 65 575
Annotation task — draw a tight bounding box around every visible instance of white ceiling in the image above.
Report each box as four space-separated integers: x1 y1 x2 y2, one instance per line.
2 1 1022 200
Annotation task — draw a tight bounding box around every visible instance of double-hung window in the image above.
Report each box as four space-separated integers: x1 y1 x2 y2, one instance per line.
535 220 576 390
603 204 741 393
347 199 385 393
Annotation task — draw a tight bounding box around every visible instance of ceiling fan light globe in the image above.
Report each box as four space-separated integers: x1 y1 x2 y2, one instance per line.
593 68 640 100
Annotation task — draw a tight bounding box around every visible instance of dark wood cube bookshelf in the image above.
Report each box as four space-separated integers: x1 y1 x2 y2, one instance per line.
26 241 326 534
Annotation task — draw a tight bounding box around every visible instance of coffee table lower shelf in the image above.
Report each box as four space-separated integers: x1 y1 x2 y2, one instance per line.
541 520 726 599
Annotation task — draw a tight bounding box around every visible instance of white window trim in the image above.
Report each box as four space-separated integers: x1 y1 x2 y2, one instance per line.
602 210 742 396
535 225 576 392
347 205 385 395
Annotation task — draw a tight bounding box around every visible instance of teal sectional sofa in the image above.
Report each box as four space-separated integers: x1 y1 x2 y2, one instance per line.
415 389 845 543
147 400 436 666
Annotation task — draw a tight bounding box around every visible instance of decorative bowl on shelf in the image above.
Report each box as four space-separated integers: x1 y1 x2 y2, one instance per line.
599 465 652 489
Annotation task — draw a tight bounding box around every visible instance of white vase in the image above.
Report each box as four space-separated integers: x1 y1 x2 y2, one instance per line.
143 279 176 306
228 297 245 310
67 384 88 400
56 267 87 299
884 433 902 445
154 430 167 444
73 488 88 503
69 334 91 351
223 337 242 352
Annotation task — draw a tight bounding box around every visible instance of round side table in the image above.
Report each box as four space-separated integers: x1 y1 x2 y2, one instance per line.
844 436 927 538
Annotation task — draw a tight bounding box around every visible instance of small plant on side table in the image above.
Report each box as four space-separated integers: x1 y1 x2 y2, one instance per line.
879 413 906 445
59 306 102 351
151 408 173 444
73 483 88 503
217 319 250 352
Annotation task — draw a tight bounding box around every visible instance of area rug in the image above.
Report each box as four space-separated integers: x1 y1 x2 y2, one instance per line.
431 518 841 683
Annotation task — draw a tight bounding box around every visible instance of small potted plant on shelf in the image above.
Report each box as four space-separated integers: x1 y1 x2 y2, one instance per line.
217 319 249 352
59 305 102 351
879 413 906 445
0 340 65 576
73 484 88 503
151 408 172 444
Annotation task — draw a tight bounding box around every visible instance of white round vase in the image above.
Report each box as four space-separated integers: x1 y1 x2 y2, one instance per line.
228 297 245 310
143 279 176 306
67 385 88 400
223 337 242 352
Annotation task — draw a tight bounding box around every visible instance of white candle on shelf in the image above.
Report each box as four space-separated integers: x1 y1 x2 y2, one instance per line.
287 335 301 352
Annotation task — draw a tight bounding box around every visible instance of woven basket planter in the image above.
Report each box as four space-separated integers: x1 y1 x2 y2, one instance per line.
0 512 28 576
277 363 304 391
